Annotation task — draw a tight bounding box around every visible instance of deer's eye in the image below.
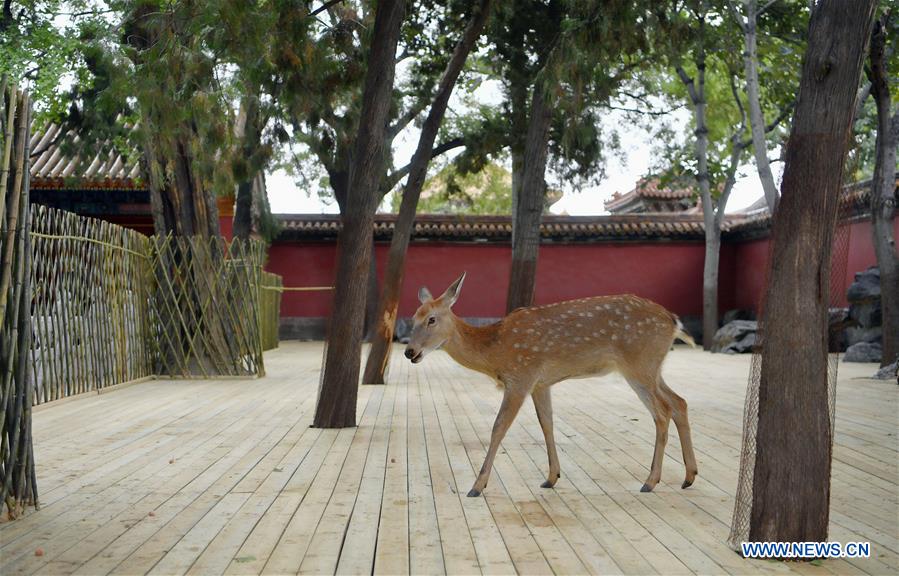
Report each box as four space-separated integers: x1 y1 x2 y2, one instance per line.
427 317 436 326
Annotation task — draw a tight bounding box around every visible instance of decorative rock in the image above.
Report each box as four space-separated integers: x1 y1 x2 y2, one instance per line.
394 318 414 343
711 320 758 354
845 326 882 345
846 267 880 302
844 341 882 363
721 309 756 326
828 308 851 352
872 360 898 382
848 301 882 329
680 316 703 346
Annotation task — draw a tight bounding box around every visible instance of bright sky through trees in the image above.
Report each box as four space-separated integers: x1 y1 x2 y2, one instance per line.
266 87 775 215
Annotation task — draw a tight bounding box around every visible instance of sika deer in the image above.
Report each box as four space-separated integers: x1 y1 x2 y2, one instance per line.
404 272 698 497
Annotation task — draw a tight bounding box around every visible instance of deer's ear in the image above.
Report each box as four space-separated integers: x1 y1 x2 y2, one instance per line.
441 272 466 307
418 286 433 304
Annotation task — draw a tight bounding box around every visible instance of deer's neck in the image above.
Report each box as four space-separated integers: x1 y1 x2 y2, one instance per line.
443 315 502 378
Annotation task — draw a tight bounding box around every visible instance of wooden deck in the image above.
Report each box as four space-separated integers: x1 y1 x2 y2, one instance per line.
1 342 896 575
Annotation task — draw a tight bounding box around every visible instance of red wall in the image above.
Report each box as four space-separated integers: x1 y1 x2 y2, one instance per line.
732 217 898 311
268 216 894 321
266 240 742 319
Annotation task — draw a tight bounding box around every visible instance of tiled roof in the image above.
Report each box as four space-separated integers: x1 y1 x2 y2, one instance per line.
604 177 695 213
276 213 762 242
29 124 142 190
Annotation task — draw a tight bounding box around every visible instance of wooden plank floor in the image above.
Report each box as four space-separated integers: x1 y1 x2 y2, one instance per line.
1 342 896 575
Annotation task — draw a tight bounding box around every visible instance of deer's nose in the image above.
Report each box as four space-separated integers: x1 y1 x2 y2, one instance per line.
404 348 416 359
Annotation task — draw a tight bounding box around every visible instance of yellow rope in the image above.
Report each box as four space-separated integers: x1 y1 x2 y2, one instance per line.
30 231 150 259
33 231 328 292
259 285 333 292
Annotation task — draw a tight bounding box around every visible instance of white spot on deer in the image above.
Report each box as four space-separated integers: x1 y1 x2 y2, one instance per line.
513 343 522 349
611 334 618 341
526 328 535 334
600 329 607 335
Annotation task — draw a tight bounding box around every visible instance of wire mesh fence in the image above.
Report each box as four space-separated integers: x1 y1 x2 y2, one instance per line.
727 207 852 549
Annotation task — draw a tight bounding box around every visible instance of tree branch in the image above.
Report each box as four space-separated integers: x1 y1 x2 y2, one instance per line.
725 0 746 33
606 103 685 117
380 137 466 195
739 101 794 148
854 81 872 122
309 0 345 18
388 96 429 140
758 0 780 16
675 65 700 104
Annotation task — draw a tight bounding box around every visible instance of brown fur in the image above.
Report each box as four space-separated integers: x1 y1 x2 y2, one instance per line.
406 274 698 496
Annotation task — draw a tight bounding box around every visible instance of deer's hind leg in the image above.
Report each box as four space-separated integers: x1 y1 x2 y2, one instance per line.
659 378 698 488
625 374 672 493
532 385 561 488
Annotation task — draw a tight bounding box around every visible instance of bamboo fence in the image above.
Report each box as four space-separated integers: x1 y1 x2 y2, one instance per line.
28 216 280 400
147 235 268 378
30 205 154 402
1 79 38 519
260 271 282 352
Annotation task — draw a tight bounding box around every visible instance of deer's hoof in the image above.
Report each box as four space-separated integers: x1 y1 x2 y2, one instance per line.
640 483 654 493
540 480 555 489
466 488 481 497
682 479 694 489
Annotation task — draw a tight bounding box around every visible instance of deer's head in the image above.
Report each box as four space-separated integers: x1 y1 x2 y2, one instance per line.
405 272 466 363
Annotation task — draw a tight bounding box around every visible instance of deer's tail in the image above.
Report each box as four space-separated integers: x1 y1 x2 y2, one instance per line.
673 317 697 348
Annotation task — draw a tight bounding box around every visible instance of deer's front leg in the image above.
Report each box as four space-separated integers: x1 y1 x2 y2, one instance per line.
532 386 561 488
468 389 527 497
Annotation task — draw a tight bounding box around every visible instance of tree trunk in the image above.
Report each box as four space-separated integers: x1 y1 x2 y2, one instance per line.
314 0 406 428
233 96 261 241
233 178 253 240
362 0 492 384
742 0 779 212
506 84 553 313
142 132 221 237
749 0 877 545
677 32 715 346
702 216 720 348
364 249 379 340
868 16 899 368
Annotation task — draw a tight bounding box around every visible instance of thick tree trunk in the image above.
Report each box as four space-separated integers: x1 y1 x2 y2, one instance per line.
362 0 492 384
868 16 899 368
233 178 253 239
142 133 220 237
364 250 379 340
233 96 261 241
506 84 553 313
314 0 406 428
742 0 779 212
329 168 379 341
749 0 876 545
